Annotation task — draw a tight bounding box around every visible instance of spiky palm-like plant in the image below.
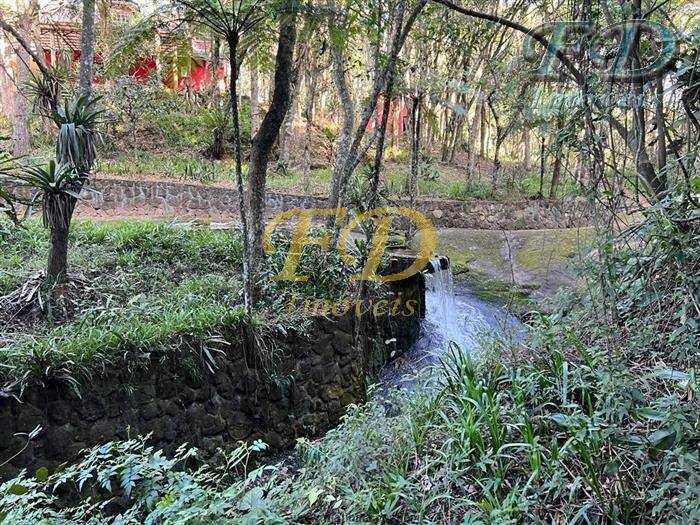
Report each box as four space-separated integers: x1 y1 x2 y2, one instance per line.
2 96 103 287
52 95 104 170
10 161 88 283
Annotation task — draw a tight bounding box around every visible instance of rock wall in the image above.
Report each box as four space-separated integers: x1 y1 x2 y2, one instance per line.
80 177 594 230
0 277 422 481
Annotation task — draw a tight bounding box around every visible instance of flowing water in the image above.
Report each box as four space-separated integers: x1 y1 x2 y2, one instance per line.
380 264 525 387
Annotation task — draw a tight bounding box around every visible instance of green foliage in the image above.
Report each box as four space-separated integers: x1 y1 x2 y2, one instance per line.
25 66 66 118
4 203 697 523
0 219 356 389
52 95 104 170
0 436 269 524
102 77 252 154
10 161 86 230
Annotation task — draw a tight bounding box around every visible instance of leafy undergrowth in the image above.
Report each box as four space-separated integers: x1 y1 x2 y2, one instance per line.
0 220 355 393
1 202 697 523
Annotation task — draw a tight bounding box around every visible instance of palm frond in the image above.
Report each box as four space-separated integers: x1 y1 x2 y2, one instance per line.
51 95 105 170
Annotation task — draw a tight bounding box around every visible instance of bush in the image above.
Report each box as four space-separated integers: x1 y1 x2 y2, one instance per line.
101 77 252 155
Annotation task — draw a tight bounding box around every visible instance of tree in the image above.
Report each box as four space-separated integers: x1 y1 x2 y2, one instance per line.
0 1 40 156
247 7 297 271
78 0 97 97
174 0 298 316
0 96 102 288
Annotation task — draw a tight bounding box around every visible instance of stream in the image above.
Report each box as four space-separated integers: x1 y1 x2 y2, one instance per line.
380 266 525 387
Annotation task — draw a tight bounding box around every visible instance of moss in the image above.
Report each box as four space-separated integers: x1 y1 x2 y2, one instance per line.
461 269 532 309
431 229 505 275
515 228 593 272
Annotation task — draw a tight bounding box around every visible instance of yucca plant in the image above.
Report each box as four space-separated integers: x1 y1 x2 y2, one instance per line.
25 65 66 118
52 95 104 171
1 96 103 288
10 161 88 284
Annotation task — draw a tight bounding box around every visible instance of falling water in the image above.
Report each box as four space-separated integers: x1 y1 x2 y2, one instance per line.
380 258 524 386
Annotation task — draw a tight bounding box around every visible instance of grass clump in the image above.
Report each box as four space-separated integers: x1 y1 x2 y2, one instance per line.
0 219 356 391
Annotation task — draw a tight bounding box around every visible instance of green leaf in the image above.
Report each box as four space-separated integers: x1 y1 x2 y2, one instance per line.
655 370 691 382
648 428 676 449
550 413 574 428
637 408 666 421
238 487 266 512
7 484 28 496
307 486 324 505
35 466 49 482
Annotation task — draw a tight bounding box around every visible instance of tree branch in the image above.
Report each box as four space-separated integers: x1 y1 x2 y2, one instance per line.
0 8 51 78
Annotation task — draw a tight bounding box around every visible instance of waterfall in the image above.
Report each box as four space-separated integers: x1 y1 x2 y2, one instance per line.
424 258 490 356
380 257 525 387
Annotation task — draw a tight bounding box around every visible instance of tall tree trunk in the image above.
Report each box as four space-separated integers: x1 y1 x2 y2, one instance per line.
78 0 96 97
629 0 664 198
247 9 297 274
539 136 545 198
330 0 428 221
302 62 317 191
227 35 253 319
522 128 531 170
479 100 487 160
11 54 29 156
327 2 356 214
8 0 39 156
0 31 14 119
466 93 482 179
278 45 304 168
550 139 563 199
209 37 221 107
47 222 70 285
549 112 565 199
655 76 667 188
409 92 422 238
250 59 260 139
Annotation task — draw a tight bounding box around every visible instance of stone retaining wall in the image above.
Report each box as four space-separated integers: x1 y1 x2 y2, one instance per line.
80 177 594 230
0 276 422 481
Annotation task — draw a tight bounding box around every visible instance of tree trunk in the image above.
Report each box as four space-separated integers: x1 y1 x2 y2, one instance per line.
278 47 304 168
329 0 428 218
522 129 531 169
0 31 14 118
250 59 260 139
78 0 96 97
630 0 664 198
302 63 317 190
409 92 422 238
655 76 667 188
466 93 482 179
327 17 355 213
227 36 253 319
47 222 70 285
247 9 297 273
479 101 487 160
9 0 38 156
550 139 563 199
11 55 30 156
539 136 545 198
549 112 565 199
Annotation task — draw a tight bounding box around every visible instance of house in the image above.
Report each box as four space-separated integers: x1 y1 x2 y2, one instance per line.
37 0 223 91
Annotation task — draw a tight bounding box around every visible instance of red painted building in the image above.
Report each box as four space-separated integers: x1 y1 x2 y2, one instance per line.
38 0 222 92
